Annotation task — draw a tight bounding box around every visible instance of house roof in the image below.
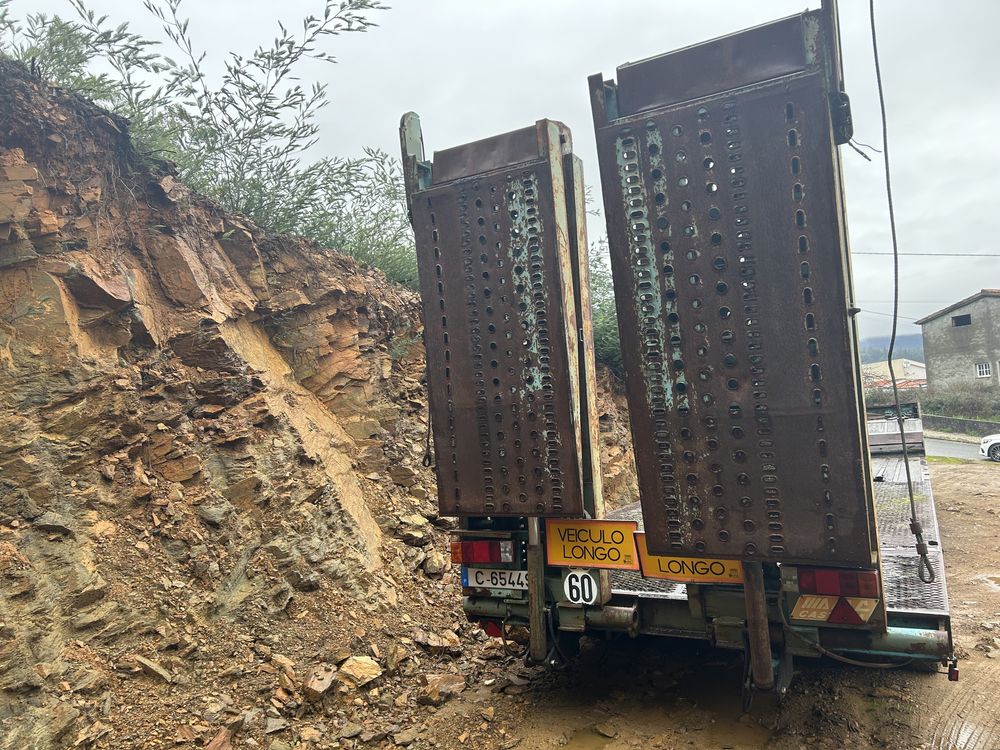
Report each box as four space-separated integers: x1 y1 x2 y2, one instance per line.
914 289 1000 325
861 358 926 374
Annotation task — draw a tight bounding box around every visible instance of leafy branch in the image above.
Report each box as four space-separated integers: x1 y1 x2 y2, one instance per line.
0 0 418 287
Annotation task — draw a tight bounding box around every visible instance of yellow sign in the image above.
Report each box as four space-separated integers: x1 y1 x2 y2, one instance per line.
791 594 838 621
845 597 878 623
545 519 639 571
635 533 744 584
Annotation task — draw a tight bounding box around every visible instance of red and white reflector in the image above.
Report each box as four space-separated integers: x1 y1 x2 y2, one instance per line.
791 566 880 624
449 540 514 565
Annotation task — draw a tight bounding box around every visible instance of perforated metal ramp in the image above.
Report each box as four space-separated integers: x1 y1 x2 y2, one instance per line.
400 117 602 518
590 10 877 567
872 456 950 617
607 503 687 600
607 454 950 616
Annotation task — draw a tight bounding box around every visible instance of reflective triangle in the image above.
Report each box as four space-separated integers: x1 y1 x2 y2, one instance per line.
829 596 864 625
846 597 878 623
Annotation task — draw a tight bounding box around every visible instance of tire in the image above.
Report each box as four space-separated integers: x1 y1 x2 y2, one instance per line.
990 444 1000 462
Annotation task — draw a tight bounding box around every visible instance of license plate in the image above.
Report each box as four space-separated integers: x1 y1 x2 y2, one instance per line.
461 567 528 590
544 519 640 571
635 533 744 584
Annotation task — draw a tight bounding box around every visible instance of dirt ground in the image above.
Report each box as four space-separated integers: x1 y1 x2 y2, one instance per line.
441 460 999 750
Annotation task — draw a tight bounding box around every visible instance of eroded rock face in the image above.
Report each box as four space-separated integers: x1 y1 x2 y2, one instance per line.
0 60 431 747
0 60 640 750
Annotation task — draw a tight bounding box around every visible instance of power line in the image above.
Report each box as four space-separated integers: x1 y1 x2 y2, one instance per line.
852 251 999 257
858 310 918 321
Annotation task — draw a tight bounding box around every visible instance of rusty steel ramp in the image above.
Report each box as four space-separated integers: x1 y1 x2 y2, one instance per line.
608 455 949 617
589 10 878 568
400 116 602 518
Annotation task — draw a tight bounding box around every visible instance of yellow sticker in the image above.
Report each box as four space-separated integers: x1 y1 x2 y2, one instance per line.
635 533 744 583
791 594 838 621
846 597 878 623
545 519 639 571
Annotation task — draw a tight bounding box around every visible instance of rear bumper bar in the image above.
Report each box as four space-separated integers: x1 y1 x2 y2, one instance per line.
464 595 951 663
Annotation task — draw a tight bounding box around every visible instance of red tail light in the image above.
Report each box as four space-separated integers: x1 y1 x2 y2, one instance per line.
815 569 841 595
797 567 880 598
798 567 816 593
857 571 879 598
839 571 860 597
450 540 514 565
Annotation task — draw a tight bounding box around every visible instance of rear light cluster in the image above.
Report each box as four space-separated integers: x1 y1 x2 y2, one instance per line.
797 567 879 598
450 540 514 565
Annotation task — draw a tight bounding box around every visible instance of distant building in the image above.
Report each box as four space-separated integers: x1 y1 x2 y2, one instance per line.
861 359 926 390
915 289 1000 391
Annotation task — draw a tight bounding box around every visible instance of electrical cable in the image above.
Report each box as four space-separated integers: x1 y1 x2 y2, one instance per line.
853 252 999 257
779 605 911 669
847 141 873 161
868 0 935 584
543 608 569 669
858 310 918 321
851 138 883 154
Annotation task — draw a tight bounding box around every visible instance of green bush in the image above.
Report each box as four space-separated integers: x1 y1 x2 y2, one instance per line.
588 241 623 374
0 0 418 288
922 385 1000 422
864 383 1000 422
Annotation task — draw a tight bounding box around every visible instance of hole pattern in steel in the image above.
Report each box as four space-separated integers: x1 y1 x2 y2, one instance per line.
411 158 583 518
595 70 875 565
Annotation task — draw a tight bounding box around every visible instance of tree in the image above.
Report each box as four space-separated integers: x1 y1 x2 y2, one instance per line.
0 0 419 287
588 239 623 373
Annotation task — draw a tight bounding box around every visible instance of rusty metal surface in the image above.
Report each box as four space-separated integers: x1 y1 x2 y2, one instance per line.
616 14 808 116
562 152 605 519
590 11 876 565
403 120 590 517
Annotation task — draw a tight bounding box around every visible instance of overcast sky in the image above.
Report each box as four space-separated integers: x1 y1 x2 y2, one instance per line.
21 0 1000 339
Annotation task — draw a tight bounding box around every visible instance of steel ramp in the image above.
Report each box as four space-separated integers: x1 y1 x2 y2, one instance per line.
589 10 877 567
607 455 950 616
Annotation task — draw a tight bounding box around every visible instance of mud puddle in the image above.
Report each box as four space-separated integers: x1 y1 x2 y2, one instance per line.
515 637 772 749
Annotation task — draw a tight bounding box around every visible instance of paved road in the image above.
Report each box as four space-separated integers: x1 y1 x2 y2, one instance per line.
924 437 985 461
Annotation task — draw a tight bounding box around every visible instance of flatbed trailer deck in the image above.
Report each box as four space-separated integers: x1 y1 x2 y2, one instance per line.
463 452 953 678
607 453 951 644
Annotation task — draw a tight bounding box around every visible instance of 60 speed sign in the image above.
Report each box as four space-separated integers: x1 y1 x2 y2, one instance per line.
562 569 599 605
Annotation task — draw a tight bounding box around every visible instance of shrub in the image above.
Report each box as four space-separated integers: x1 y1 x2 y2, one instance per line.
0 0 418 288
588 241 623 374
922 384 1000 421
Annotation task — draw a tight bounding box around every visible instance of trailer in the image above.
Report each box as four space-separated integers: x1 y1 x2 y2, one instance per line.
457 446 952 699
866 402 925 455
400 1 955 699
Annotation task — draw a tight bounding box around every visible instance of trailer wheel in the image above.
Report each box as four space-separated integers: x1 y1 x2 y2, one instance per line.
989 444 1000 462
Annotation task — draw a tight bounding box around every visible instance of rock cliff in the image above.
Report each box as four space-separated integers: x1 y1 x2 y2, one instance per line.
0 59 442 748
0 59 637 749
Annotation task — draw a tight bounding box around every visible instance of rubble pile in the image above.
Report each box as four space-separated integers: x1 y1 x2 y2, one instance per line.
0 60 636 750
